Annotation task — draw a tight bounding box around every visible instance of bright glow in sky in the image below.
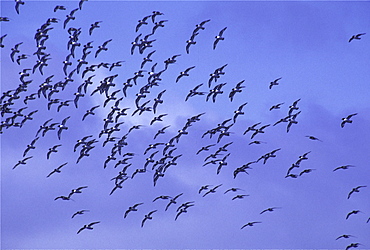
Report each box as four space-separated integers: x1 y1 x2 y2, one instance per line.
1 1 370 249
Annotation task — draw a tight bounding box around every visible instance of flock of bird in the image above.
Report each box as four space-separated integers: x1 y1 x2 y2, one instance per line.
1 0 368 249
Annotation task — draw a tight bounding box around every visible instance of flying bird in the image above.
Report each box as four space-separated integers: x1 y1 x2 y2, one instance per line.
10 42 23 62
46 144 62 159
336 234 356 240
269 102 284 111
233 102 248 123
124 203 144 218
345 243 363 250
333 165 355 172
46 162 68 178
193 19 211 33
69 186 88 198
349 33 366 42
260 207 281 214
341 113 357 128
141 210 157 227
13 156 33 169
54 5 66 12
63 8 78 29
176 66 195 83
89 21 102 35
23 137 39 157
346 210 362 220
72 210 90 218
135 15 151 32
241 221 261 229
305 135 322 142
347 186 367 199
77 221 100 234
186 32 199 54
57 116 71 140
203 184 222 197
165 193 183 211
269 77 282 89
15 0 25 14
213 27 227 50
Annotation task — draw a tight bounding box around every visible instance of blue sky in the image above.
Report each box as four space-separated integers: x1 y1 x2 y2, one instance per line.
1 0 370 249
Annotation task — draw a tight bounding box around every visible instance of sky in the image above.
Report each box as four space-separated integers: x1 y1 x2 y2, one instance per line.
1 0 370 249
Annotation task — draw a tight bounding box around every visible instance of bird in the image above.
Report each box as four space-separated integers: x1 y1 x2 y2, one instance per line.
165 193 183 211
140 50 156 68
288 99 301 116
175 202 194 221
57 100 72 112
224 187 244 194
89 21 102 35
46 162 68 178
78 0 88 10
151 11 164 23
203 184 222 197
213 27 227 50
152 20 168 34
341 113 357 128
69 186 88 198
77 221 100 234
176 66 195 83
333 165 355 172
196 144 216 155
10 42 23 62
336 234 356 240
198 185 212 194
269 102 284 111
232 194 249 200
347 186 367 199
153 195 171 202
53 5 66 12
135 15 151 32
295 151 311 165
152 90 166 114
305 135 322 142
95 39 112 58
23 137 39 157
150 114 167 125
0 34 7 48
186 32 199 54
241 221 261 229
233 102 248 123
72 210 90 218
185 83 205 101
63 8 78 29
349 33 366 42
57 116 71 140
269 77 282 89
346 210 362 220
15 0 25 14
229 80 245 102
141 210 157 227
260 207 281 214
193 19 211 33
250 124 270 139
54 195 74 201
82 105 100 121
299 169 316 176
345 243 363 250
153 125 170 140
13 156 33 169
46 144 62 159
124 203 144 218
